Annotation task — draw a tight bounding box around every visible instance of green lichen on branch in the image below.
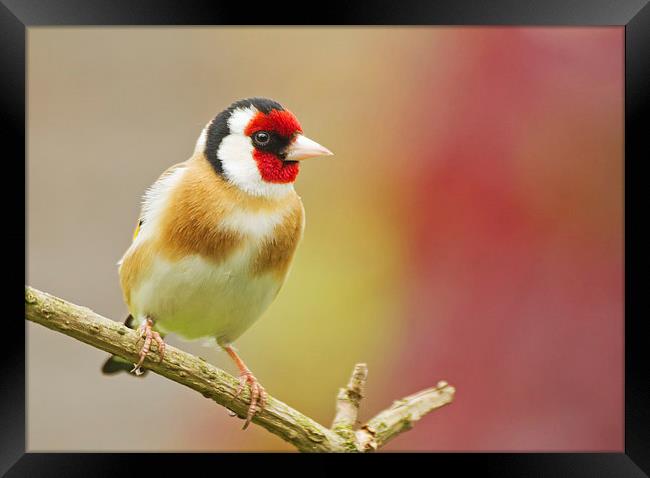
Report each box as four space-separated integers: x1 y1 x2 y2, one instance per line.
25 285 455 452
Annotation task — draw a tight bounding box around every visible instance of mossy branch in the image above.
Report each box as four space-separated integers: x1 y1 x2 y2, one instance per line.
25 286 455 452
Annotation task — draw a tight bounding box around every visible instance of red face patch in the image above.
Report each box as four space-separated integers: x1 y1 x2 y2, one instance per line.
252 150 300 183
245 109 303 184
244 109 302 138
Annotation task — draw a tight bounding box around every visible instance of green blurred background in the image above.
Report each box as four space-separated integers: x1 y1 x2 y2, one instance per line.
27 27 623 451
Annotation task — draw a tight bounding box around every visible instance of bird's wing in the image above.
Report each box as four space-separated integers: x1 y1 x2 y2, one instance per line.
132 219 143 242
132 161 188 242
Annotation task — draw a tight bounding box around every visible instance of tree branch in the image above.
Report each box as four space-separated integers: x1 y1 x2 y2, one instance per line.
355 381 456 450
331 363 367 437
25 286 455 452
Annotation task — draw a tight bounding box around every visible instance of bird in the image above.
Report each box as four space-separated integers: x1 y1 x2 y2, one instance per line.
101 97 333 429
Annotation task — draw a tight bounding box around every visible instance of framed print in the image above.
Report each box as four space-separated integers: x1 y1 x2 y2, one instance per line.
3 0 649 475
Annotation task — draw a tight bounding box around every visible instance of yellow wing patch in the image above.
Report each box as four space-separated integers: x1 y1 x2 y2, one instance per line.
132 220 142 242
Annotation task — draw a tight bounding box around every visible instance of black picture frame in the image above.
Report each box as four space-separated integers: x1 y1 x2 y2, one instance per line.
4 0 649 475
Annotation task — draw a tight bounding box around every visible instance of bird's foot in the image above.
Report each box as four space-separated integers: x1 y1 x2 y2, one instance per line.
234 371 268 430
130 317 165 376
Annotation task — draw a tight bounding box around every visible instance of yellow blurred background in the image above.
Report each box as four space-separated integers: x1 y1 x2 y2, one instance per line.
27 27 623 451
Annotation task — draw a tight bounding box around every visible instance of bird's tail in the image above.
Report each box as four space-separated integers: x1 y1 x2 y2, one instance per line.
101 314 149 378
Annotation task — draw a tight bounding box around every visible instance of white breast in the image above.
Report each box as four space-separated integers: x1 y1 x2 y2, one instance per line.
129 242 283 345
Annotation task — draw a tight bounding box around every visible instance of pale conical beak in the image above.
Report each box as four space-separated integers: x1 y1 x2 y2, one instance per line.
285 134 333 161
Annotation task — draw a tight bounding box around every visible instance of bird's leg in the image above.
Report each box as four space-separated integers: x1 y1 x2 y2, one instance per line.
224 345 267 430
130 317 165 376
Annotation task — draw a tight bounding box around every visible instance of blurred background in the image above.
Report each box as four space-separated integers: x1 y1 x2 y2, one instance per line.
27 27 623 451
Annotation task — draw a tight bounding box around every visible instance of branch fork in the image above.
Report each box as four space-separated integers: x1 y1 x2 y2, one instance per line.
25 286 455 452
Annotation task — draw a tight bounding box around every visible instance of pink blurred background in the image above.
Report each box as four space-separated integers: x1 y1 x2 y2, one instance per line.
27 27 623 451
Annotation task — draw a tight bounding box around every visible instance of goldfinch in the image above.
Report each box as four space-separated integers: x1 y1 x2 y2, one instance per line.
102 97 332 428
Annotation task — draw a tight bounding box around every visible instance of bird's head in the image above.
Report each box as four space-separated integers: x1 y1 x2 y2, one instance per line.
196 97 332 198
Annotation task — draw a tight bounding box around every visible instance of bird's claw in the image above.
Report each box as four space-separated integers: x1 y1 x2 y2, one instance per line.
233 371 267 430
131 317 165 375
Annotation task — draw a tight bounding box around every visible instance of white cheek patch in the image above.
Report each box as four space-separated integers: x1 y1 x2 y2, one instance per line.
218 134 262 188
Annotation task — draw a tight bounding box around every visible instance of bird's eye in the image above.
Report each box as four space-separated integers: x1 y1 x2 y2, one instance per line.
252 131 271 147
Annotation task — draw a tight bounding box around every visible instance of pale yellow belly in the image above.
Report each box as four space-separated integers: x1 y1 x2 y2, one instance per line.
128 248 283 344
